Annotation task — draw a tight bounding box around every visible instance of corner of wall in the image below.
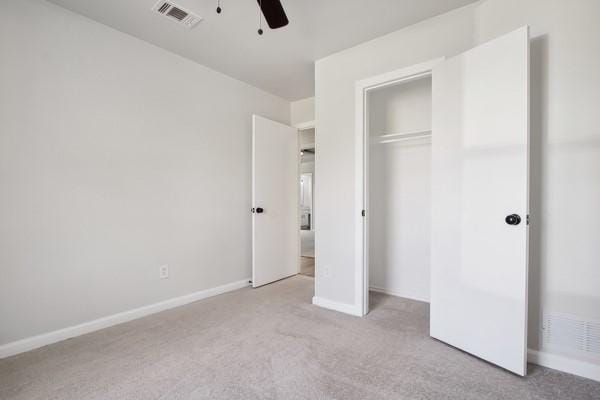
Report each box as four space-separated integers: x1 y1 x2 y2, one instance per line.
291 97 316 126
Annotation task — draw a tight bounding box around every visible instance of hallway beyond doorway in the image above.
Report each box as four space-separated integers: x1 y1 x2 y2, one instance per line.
300 230 314 258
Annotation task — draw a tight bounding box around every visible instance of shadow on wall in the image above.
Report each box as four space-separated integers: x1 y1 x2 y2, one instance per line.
527 34 548 352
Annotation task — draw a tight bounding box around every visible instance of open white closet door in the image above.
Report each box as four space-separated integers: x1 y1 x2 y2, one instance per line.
430 27 530 375
252 115 299 288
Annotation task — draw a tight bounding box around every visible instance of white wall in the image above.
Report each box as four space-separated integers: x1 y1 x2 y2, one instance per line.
291 97 315 126
301 159 315 174
474 0 600 360
299 128 316 147
315 3 476 306
0 0 289 347
369 78 432 136
369 141 431 302
315 0 600 371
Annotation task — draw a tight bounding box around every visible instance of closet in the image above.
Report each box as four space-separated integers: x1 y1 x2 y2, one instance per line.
358 27 530 376
367 75 432 303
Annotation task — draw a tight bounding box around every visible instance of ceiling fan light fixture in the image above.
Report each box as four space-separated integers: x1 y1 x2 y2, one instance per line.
256 0 289 29
213 0 289 35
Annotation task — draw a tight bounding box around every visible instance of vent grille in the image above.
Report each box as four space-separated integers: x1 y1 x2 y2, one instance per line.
152 1 202 28
157 2 170 14
166 6 188 21
543 312 600 357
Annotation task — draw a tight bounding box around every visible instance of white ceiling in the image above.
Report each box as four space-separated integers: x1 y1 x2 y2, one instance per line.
47 0 477 100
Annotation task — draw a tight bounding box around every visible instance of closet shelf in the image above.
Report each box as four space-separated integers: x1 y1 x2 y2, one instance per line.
371 129 432 144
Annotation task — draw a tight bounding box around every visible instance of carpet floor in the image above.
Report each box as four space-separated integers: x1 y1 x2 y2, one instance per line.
1 276 599 400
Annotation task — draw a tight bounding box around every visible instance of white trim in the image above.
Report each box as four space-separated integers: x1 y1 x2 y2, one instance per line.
294 120 316 131
369 286 429 304
528 349 600 382
0 278 251 359
354 58 444 317
312 296 362 317
297 126 302 275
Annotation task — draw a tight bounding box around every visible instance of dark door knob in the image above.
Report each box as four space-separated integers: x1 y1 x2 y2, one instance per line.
256 207 264 214
505 214 521 225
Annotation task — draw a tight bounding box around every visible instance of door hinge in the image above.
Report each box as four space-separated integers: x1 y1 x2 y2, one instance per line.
527 214 530 225
361 209 366 217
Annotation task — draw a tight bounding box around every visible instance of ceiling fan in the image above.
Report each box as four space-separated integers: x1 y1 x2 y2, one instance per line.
215 0 289 35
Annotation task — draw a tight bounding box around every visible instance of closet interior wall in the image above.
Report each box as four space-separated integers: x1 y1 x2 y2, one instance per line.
368 76 433 303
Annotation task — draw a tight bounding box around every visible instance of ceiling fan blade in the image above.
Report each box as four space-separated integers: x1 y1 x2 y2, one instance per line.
257 0 289 29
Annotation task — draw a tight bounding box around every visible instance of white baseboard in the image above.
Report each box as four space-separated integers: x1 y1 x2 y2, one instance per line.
0 278 251 359
4 282 598 384
312 296 363 317
369 286 429 303
528 349 600 382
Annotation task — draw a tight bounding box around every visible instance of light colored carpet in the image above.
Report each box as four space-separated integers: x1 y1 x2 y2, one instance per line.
1 276 599 400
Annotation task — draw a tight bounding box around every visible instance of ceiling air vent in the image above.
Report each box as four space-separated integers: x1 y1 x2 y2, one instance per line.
152 1 202 29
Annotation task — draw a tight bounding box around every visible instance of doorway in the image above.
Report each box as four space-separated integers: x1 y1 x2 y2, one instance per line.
252 115 316 287
355 59 440 315
299 127 315 277
251 115 299 288
367 75 432 304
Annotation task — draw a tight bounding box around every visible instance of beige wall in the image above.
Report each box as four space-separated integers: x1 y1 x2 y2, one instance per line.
0 0 289 346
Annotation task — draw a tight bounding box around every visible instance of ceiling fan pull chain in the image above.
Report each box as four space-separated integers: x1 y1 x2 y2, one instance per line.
216 0 222 14
258 0 264 35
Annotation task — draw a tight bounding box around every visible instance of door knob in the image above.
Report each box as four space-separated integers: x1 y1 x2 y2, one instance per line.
256 207 264 214
505 214 521 225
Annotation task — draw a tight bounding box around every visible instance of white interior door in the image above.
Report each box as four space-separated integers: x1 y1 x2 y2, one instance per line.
252 115 299 288
430 27 530 375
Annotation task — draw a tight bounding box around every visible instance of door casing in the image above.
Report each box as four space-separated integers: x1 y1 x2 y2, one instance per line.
354 58 444 316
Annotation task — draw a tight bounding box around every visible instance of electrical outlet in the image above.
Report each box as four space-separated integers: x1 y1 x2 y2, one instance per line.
159 265 169 279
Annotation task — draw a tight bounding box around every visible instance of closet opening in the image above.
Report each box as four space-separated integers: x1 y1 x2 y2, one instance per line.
355 59 441 316
367 75 432 307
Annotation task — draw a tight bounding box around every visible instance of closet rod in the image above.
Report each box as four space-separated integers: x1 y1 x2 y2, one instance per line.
371 129 432 144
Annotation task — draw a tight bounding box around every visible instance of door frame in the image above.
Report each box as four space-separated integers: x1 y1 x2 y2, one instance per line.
354 58 443 316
